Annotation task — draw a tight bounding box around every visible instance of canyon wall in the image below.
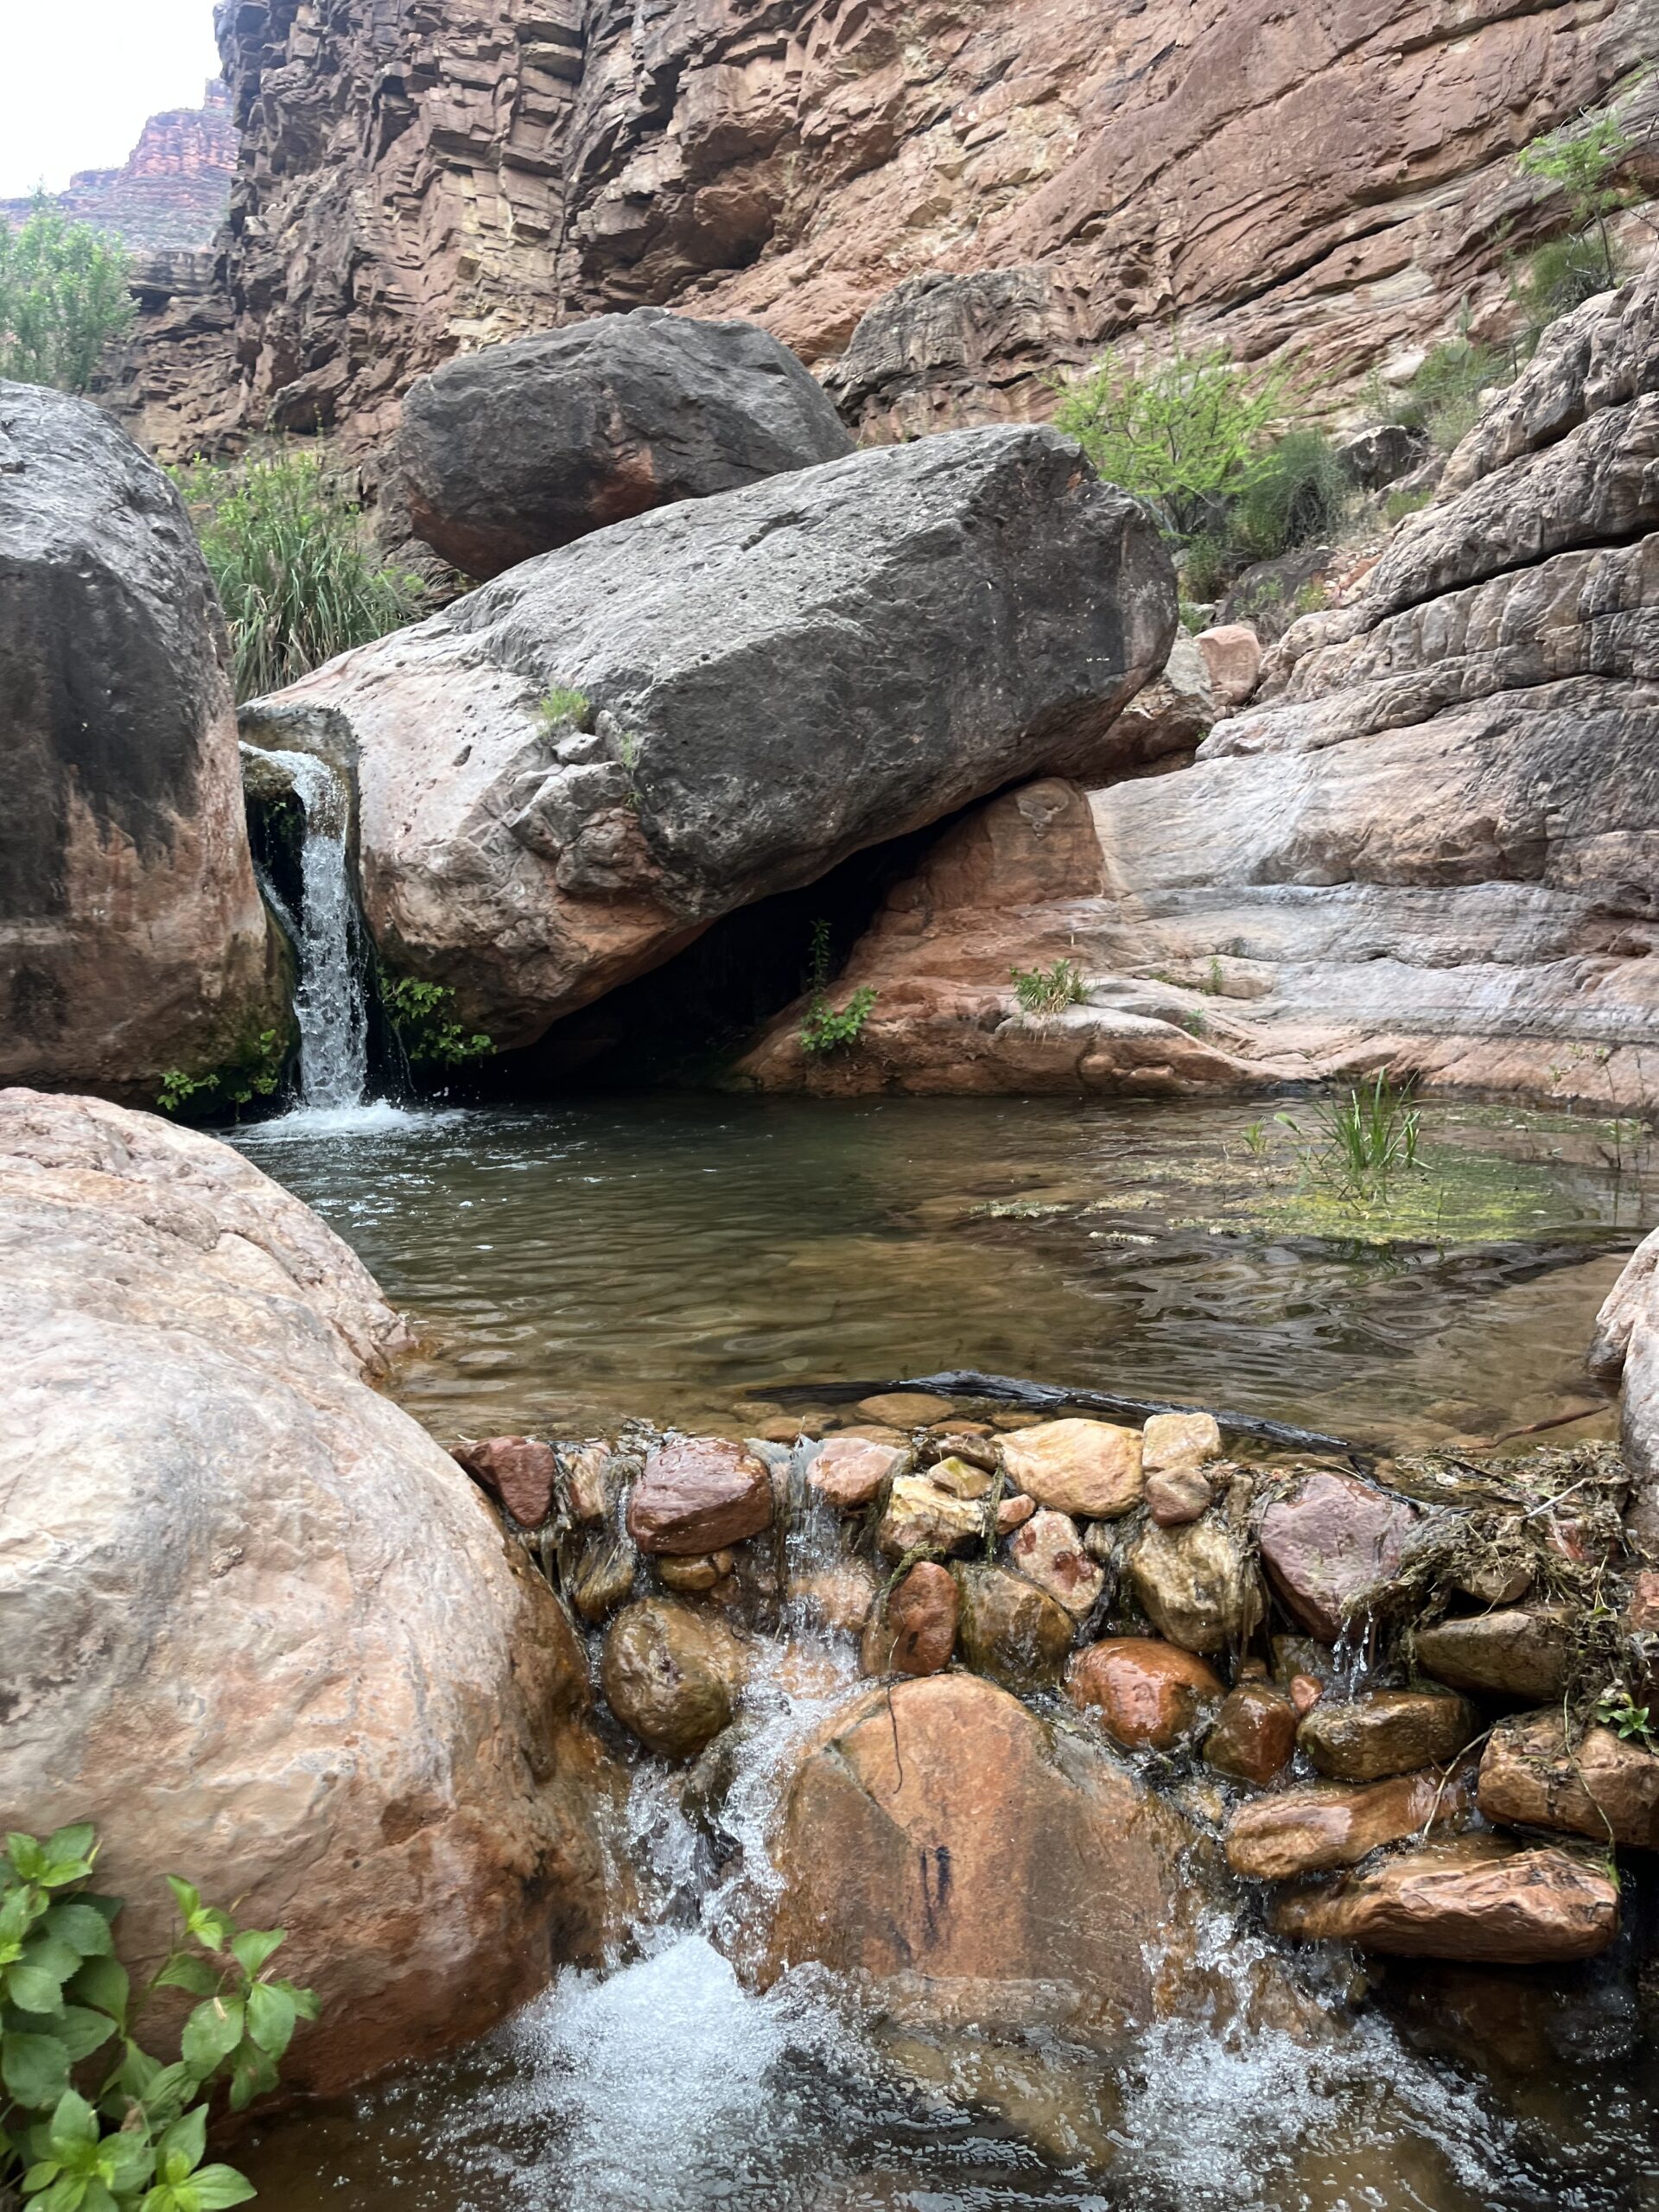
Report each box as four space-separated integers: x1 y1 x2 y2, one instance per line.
117 0 1659 458
3 81 234 253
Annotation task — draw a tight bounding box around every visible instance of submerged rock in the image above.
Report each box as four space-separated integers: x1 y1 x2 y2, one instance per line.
1258 1471 1420 1641
957 1565 1076 1692
809 1434 905 1509
601 1597 749 1758
1225 1768 1474 1880
1124 1515 1262 1654
1299 1690 1478 1783
1270 1836 1618 1965
626 1436 772 1555
1065 1637 1225 1752
0 385 278 1098
1204 1682 1297 1786
998 1418 1145 1519
396 310 854 578
251 427 1173 1049
0 1089 620 2094
862 1560 959 1676
451 1433 559 1527
1478 1711 1659 1848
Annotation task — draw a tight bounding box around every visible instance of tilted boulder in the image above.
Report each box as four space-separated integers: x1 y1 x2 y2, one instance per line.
0 385 278 1098
0 1090 620 2094
396 310 855 579
251 427 1174 1046
1590 1226 1659 1543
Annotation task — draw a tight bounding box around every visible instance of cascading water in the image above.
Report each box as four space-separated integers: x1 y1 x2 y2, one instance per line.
248 747 371 1114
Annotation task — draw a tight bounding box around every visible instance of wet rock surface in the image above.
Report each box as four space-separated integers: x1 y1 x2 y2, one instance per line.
1270 1836 1619 1964
1478 1711 1659 1849
1066 1637 1225 1753
0 385 278 1099
998 1418 1145 1520
1204 1683 1297 1787
1006 1508 1104 1618
627 1437 772 1555
601 1597 749 1758
396 310 854 578
1413 1610 1572 1703
1299 1690 1480 1783
957 1565 1077 1694
1125 1514 1262 1655
1259 1471 1421 1642
861 1560 959 1677
1226 1768 1474 1881
451 1434 561 1527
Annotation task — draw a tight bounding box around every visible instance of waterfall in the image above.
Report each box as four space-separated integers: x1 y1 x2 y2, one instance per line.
251 748 370 1112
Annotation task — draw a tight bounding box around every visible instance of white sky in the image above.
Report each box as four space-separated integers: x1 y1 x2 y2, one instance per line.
0 0 223 197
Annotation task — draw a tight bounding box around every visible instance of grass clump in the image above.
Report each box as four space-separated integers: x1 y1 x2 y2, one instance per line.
0 197 133 392
1376 334 1515 453
1011 958 1087 1017
173 451 424 701
1278 1071 1421 1204
537 686 590 732
0 1822 317 2211
798 918 876 1056
383 976 492 1068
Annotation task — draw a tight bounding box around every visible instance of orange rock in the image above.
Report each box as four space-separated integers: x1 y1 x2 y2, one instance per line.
1006 1507 1104 1618
627 1437 773 1555
1289 1673 1324 1716
451 1435 558 1527
1269 1836 1618 1965
1478 1710 1659 1848
1204 1683 1297 1786
1299 1690 1478 1783
809 1435 905 1510
1066 1637 1224 1752
857 1391 956 1427
861 1560 959 1676
999 1418 1144 1519
1226 1766 1473 1880
995 1491 1037 1535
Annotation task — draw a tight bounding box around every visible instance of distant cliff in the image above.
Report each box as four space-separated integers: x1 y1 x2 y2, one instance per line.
112 3 1659 458
3 80 234 254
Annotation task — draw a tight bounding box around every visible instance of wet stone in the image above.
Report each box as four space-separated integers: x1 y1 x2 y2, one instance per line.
557 1439 619 1526
1269 1835 1619 1965
627 1436 773 1555
1258 1470 1420 1640
1141 1410 1223 1475
1413 1609 1571 1703
957 1565 1077 1693
658 1552 727 1593
1065 1636 1225 1752
857 1391 957 1427
792 1560 879 1634
1299 1689 1479 1783
996 1491 1037 1535
1006 1508 1104 1619
928 1454 995 1500
998 1419 1144 1519
861 1560 959 1676
451 1435 559 1527
808 1434 905 1510
1125 1516 1262 1655
1478 1710 1659 1847
1204 1682 1298 1786
878 1473 985 1558
565 1529 637 1624
601 1597 750 1759
1144 1465 1216 1527
1226 1766 1474 1880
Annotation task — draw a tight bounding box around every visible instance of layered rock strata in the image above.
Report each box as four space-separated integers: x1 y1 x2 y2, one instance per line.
0 1090 621 2094
112 0 1659 456
245 426 1173 1046
741 265 1659 1108
0 383 280 1102
2 80 234 252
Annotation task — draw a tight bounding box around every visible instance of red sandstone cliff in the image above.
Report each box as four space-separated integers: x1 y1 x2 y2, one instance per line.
2 81 235 254
116 2 1658 456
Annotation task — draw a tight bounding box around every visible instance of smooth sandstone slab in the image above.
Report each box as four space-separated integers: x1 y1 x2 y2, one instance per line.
998 1419 1145 1519
1225 1768 1471 1880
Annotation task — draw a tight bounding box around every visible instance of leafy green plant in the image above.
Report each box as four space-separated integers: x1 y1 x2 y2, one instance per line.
797 918 876 1054
0 198 134 393
1230 429 1348 560
172 453 423 702
1594 1685 1656 1749
614 731 642 813
1052 342 1290 540
1011 959 1088 1017
1377 336 1515 452
156 1030 286 1122
537 686 590 732
382 977 492 1068
1516 111 1633 296
0 1825 317 2211
1241 1120 1270 1159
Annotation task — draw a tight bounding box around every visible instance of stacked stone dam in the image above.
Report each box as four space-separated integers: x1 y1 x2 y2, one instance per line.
454 1374 1659 1984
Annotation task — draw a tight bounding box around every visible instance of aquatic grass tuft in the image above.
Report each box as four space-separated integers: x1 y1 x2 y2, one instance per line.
1279 1071 1421 1205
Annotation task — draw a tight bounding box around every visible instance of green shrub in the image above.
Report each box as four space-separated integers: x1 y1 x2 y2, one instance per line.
0 1822 317 2210
1052 342 1289 540
1517 111 1631 280
382 976 492 1068
0 199 134 394
1230 429 1347 560
1379 336 1514 452
1011 959 1087 1016
173 452 424 702
157 1027 287 1121
537 686 590 732
799 987 877 1055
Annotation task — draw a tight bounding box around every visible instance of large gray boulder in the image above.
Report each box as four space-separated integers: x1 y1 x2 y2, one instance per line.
397 308 856 578
1590 1226 1659 1544
0 1088 621 2093
255 425 1175 1046
0 383 279 1102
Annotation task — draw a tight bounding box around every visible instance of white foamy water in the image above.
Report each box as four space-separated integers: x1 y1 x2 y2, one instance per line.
248 747 370 1112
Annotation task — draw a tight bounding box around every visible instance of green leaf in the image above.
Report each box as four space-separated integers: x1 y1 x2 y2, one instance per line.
8 1958 68 2013
245 1980 296 2058
156 2107 207 2183
165 1880 200 1924
0 1885 41 1942
7 1834 48 1883
2 2029 71 2107
31 2176 89 2212
180 1997 243 2074
151 1955 219 1999
22 2160 60 2190
283 1982 319 2023
117 2040 161 2097
67 1955 129 2023
76 1894 123 1927
47 2088 99 2154
191 2167 257 2209
104 2127 155 2191
224 2044 276 2114
41 1827 95 1870
25 1934 86 1984
228 1929 283 1979
44 1904 115 1959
